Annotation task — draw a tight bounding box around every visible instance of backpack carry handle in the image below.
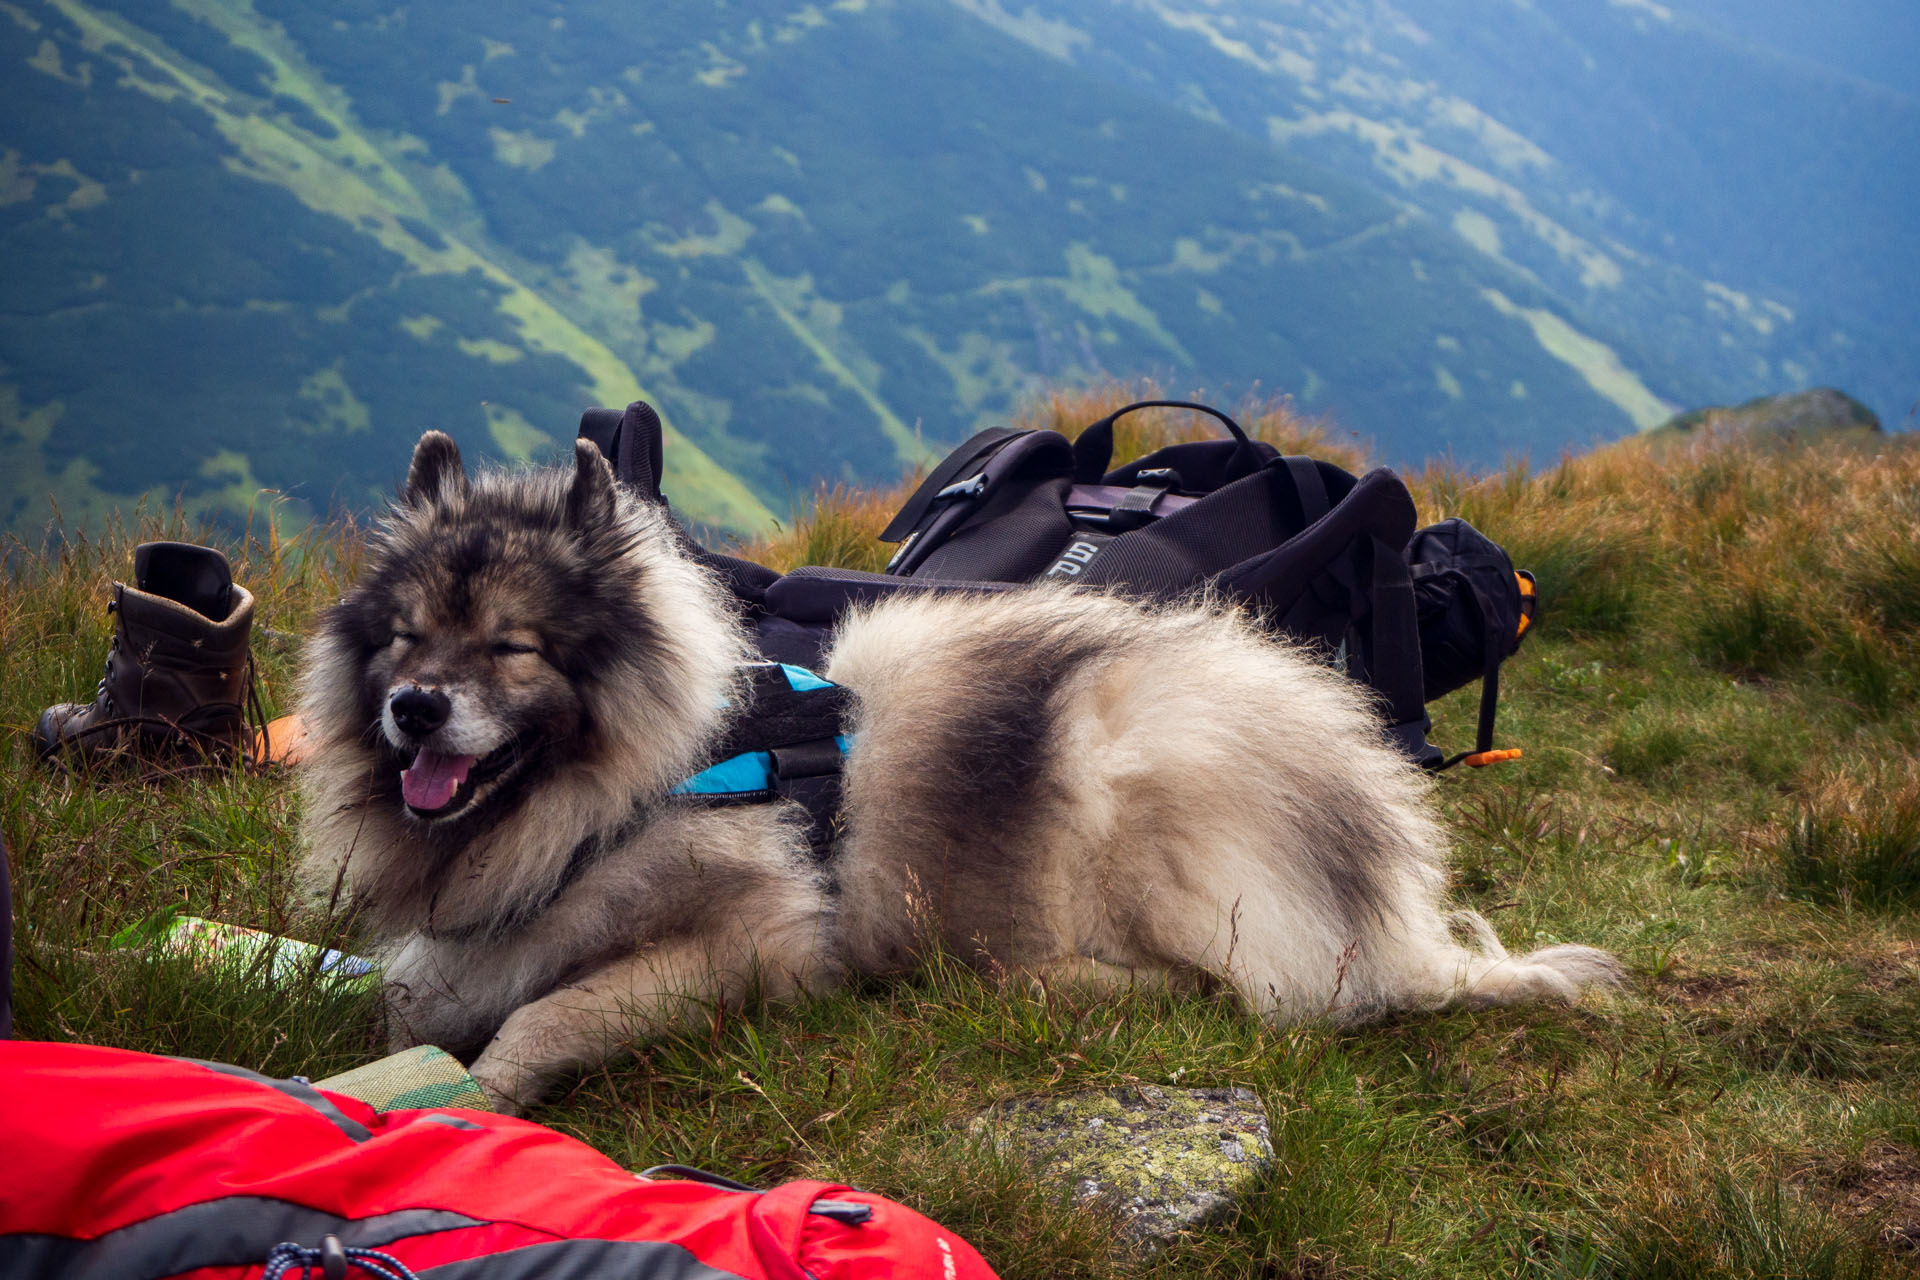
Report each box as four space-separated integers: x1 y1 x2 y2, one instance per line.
1072 400 1258 484
578 400 667 504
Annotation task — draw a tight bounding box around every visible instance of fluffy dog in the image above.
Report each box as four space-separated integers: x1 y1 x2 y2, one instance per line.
298 432 1620 1112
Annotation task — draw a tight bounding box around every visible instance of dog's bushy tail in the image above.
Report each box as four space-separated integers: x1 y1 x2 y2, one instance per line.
1445 910 1627 1006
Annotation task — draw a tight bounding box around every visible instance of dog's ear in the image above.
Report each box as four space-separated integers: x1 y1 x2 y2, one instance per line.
404 432 470 508
567 438 619 531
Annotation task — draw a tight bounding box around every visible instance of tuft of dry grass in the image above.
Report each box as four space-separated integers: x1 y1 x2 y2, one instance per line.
733 483 907 575
1776 763 1920 911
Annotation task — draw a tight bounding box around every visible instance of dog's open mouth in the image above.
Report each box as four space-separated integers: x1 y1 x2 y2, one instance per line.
400 735 535 817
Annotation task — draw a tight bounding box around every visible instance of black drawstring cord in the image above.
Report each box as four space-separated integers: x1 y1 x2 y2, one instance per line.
262 1236 423 1280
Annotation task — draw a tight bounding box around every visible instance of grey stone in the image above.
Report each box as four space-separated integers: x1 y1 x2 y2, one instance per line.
970 1085 1274 1249
1650 387 1882 448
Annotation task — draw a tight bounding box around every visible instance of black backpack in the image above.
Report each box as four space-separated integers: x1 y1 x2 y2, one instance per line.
578 399 1536 771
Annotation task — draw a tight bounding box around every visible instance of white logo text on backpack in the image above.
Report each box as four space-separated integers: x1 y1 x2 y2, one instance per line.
1045 540 1103 578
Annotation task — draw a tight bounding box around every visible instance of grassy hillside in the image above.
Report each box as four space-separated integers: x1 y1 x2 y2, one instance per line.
4 394 1920 1277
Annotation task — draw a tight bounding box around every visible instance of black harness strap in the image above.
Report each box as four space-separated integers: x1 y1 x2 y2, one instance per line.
426 807 646 945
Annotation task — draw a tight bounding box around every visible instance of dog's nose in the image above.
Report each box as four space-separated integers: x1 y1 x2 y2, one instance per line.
389 686 451 738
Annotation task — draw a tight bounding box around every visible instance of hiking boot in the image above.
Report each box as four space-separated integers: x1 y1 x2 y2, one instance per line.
34 541 258 765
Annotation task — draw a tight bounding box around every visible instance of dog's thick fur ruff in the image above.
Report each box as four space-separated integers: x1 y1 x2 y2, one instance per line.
299 434 1621 1111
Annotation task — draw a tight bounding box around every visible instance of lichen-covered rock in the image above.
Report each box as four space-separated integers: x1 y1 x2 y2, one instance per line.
971 1085 1273 1248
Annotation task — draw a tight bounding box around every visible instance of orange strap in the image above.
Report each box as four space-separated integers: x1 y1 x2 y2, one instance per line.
1463 748 1523 768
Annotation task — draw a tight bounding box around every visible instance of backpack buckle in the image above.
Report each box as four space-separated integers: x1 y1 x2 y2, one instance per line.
1103 483 1169 532
934 474 989 502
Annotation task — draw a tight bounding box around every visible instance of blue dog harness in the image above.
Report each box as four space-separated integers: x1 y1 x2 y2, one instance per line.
669 662 852 853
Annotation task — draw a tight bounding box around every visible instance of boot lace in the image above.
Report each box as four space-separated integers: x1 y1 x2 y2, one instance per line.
93 598 119 714
243 652 272 768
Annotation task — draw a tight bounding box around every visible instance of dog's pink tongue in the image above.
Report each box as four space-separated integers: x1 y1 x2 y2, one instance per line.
401 749 477 811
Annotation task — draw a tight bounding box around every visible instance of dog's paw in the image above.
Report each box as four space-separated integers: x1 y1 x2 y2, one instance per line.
468 1054 542 1117
469 1071 532 1117
474 1081 528 1117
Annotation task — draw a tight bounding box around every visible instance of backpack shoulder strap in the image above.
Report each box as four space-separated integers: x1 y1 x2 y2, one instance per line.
1209 468 1441 767
1436 577 1524 771
1359 533 1441 769
1283 456 1330 524
879 426 1028 543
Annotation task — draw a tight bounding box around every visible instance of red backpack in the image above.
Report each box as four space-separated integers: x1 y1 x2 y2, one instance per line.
0 1040 1001 1280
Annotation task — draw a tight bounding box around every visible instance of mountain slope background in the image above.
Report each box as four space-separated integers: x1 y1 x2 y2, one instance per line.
2 0 1913 534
